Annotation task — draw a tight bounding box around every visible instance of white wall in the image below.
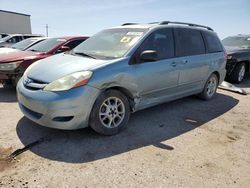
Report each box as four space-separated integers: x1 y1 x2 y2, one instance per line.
0 11 31 34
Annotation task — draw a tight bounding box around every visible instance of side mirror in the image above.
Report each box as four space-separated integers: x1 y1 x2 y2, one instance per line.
57 46 70 53
140 50 158 62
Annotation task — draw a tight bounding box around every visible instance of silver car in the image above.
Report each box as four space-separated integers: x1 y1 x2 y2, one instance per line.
17 22 227 135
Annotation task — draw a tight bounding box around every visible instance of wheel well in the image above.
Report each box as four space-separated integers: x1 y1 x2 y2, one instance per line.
104 86 135 110
212 71 220 82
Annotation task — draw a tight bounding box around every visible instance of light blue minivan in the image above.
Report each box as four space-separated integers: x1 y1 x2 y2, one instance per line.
17 21 227 135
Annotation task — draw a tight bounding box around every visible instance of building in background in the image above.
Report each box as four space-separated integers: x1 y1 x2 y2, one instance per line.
0 10 31 34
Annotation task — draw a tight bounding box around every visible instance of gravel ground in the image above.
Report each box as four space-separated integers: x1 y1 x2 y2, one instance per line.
0 79 249 188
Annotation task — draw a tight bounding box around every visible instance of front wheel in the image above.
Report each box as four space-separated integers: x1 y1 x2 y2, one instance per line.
89 89 130 135
199 73 218 100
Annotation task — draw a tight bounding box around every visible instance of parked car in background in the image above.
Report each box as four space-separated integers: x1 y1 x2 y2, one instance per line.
17 22 226 135
0 34 44 47
0 37 46 55
0 33 9 39
0 36 88 86
222 35 250 83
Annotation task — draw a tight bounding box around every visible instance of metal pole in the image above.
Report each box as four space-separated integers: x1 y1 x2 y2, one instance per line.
46 24 49 37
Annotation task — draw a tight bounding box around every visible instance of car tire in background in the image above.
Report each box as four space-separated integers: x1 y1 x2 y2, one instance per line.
2 80 14 89
228 62 246 84
199 73 218 100
89 89 131 135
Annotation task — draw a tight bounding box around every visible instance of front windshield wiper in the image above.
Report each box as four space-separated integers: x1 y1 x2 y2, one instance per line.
72 52 97 59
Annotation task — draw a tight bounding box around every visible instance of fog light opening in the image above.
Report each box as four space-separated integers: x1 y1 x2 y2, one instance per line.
52 116 74 122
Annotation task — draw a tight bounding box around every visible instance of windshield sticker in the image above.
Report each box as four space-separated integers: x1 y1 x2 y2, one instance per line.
129 36 140 46
120 36 132 43
126 32 143 36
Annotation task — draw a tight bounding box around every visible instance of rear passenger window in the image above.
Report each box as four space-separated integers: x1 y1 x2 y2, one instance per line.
135 28 174 62
64 39 85 49
203 32 223 53
175 29 205 56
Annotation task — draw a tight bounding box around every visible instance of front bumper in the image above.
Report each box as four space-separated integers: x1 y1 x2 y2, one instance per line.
17 77 101 130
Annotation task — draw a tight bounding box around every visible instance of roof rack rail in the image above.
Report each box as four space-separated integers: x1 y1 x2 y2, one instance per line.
159 21 213 31
122 23 139 26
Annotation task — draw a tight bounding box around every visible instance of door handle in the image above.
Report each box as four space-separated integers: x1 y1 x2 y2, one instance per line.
171 62 177 67
182 60 188 64
181 59 188 64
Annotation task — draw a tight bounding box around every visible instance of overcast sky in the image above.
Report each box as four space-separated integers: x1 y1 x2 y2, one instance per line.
1 0 250 39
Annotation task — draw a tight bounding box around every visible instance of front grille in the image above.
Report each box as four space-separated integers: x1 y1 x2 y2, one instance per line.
23 76 48 90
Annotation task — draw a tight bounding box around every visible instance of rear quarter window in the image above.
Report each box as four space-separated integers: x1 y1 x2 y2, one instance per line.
175 28 205 57
203 32 223 53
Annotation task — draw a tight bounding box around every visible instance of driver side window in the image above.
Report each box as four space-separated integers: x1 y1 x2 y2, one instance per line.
133 28 174 64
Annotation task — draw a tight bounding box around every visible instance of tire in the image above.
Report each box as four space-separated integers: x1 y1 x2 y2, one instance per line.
89 89 131 135
228 62 246 84
199 73 218 100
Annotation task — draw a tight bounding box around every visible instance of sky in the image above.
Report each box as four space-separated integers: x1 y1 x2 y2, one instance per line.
1 0 250 39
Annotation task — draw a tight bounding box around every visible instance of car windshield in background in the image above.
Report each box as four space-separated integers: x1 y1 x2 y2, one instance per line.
72 28 148 59
0 35 11 42
27 38 66 52
11 38 38 50
222 36 250 48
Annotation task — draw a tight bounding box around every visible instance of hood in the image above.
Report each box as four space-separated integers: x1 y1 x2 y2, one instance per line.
27 53 113 83
225 46 250 54
0 47 19 55
0 50 43 63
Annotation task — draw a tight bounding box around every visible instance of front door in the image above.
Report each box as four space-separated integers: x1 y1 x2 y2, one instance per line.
129 28 180 109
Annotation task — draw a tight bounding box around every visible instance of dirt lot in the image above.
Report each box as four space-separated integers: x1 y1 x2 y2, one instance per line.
0 79 249 188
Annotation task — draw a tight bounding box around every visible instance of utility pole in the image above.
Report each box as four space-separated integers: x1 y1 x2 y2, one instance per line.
45 24 49 37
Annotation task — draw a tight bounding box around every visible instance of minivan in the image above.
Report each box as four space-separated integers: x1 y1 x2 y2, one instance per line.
17 21 227 135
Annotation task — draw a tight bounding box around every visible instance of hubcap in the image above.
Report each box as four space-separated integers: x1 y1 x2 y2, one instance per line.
206 76 217 97
238 65 245 82
99 97 125 128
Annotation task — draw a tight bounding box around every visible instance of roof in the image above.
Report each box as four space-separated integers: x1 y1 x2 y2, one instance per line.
118 21 214 32
0 10 30 17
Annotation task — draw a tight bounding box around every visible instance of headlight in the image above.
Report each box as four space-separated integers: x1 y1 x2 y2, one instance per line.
44 71 93 91
0 60 23 71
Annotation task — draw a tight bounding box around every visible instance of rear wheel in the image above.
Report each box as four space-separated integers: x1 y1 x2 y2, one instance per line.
199 73 218 100
89 89 130 135
228 62 246 83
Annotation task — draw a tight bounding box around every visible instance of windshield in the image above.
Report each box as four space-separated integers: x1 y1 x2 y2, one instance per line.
26 38 66 52
222 36 250 48
72 28 148 59
11 38 40 50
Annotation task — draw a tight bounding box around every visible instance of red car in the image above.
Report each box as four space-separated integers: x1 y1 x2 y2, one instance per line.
0 36 88 87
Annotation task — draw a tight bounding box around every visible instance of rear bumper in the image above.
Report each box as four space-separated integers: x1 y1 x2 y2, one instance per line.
17 77 101 130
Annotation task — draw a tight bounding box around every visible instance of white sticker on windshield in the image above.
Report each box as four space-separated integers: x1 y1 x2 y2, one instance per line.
126 32 143 36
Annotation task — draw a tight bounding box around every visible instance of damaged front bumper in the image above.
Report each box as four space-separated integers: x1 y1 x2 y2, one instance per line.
17 77 101 130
